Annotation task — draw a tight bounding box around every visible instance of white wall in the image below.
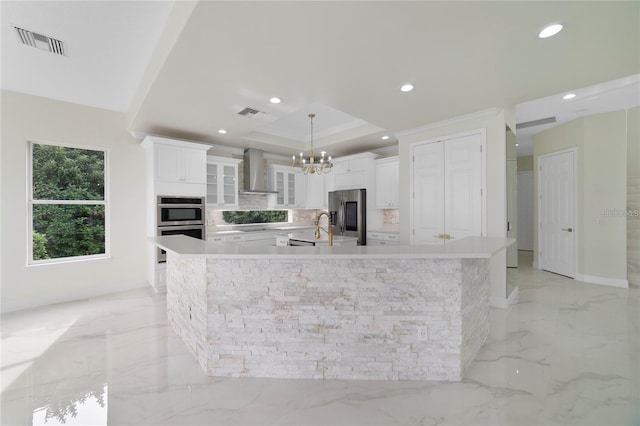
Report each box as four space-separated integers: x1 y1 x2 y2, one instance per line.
629 107 640 177
534 109 629 285
1 91 148 313
397 108 508 307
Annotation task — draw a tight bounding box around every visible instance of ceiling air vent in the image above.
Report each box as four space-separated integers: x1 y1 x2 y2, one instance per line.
237 107 265 118
14 26 66 56
515 116 556 130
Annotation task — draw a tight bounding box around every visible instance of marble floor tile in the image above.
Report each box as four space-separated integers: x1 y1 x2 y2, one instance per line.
2 252 639 425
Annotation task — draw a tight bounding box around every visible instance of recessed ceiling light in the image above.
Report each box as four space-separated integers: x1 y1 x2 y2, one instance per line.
269 97 281 104
218 129 227 134
381 135 389 140
515 143 519 147
400 84 414 92
538 24 563 39
563 93 576 100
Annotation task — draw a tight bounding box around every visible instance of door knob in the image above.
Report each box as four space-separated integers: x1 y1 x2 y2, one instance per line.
561 228 573 232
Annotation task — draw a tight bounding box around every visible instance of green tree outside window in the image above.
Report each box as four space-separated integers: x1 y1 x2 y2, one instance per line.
30 143 107 262
222 210 287 224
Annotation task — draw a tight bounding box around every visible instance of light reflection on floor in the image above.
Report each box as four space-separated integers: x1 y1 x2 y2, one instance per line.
32 384 107 425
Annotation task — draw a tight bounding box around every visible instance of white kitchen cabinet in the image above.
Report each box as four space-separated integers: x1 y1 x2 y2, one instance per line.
275 235 289 247
367 231 400 246
141 135 211 294
269 165 306 208
331 154 376 191
305 173 328 209
156 142 207 185
207 156 241 209
375 157 399 208
209 234 245 244
411 131 484 245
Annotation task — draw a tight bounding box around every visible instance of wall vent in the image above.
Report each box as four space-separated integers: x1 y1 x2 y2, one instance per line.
14 26 66 56
515 116 556 130
237 107 265 118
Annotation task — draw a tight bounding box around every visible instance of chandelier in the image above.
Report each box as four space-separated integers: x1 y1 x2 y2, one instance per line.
292 113 333 175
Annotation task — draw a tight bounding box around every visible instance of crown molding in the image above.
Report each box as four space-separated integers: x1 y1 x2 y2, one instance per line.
371 145 399 156
396 108 501 138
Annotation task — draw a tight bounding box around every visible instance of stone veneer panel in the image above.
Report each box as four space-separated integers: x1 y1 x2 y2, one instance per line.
166 253 208 372
167 256 490 381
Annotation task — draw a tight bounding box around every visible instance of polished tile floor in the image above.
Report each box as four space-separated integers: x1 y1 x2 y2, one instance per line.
2 252 639 425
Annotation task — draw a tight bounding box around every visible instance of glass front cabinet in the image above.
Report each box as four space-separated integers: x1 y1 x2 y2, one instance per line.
269 164 306 208
207 156 242 209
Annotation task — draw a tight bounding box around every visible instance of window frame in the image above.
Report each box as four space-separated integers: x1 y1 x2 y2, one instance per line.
27 140 110 265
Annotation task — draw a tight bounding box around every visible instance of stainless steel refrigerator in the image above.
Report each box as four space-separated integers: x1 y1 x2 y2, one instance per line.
328 189 366 245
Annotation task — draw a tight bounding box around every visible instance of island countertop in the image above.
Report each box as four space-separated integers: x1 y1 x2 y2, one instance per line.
153 235 514 259
286 232 358 245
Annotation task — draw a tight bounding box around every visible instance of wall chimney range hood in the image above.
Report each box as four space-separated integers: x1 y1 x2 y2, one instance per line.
241 148 278 195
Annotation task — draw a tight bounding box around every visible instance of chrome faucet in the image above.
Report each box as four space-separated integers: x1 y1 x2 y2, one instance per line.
314 211 333 246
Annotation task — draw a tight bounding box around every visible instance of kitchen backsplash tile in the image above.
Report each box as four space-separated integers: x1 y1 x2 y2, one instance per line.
383 209 400 224
238 193 269 210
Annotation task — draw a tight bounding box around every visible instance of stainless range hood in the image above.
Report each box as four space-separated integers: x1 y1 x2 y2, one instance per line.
240 148 278 194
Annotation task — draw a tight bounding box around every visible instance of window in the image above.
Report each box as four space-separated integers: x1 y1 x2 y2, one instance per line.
222 210 288 224
29 142 108 264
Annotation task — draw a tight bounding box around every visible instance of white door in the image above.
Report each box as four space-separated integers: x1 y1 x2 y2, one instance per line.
412 142 444 244
444 135 483 242
539 150 576 277
412 133 483 244
517 171 534 251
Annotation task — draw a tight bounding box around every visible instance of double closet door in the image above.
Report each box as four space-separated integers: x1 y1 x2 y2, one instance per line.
412 132 484 245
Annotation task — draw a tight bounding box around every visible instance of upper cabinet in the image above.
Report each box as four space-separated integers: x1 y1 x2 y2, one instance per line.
156 143 206 184
269 165 306 208
142 136 210 197
207 156 242 209
330 152 378 191
305 173 328 209
375 156 399 208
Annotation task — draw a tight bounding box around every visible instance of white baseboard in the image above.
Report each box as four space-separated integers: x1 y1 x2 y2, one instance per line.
574 273 629 289
490 296 508 309
491 286 519 309
1 280 148 314
507 286 519 305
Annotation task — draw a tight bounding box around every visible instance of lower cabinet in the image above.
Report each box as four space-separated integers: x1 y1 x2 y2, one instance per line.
367 231 399 246
276 236 289 247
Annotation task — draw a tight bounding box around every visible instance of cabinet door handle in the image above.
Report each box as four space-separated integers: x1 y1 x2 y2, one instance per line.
561 228 573 232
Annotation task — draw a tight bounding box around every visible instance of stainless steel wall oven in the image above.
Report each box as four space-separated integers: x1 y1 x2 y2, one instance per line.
157 196 205 263
157 196 205 226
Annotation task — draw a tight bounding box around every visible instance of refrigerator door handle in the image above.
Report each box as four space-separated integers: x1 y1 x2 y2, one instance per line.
341 199 345 233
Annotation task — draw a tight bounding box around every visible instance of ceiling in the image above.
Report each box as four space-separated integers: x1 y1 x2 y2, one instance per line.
2 1 639 158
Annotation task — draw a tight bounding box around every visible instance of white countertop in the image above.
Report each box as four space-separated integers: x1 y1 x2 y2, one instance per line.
287 232 358 244
153 235 515 259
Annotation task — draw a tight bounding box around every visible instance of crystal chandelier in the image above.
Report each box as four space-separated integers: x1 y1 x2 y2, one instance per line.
292 113 333 175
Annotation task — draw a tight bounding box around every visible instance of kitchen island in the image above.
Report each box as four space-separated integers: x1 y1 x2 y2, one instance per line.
154 235 513 381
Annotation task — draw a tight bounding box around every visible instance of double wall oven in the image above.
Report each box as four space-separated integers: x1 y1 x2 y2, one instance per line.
157 196 205 262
